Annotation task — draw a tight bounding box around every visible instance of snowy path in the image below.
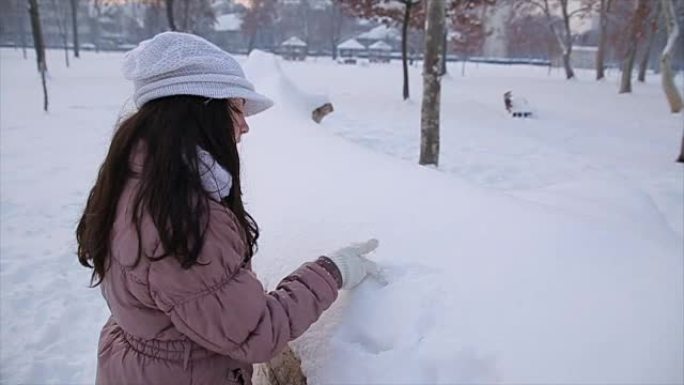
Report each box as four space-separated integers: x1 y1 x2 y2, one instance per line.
1 49 682 384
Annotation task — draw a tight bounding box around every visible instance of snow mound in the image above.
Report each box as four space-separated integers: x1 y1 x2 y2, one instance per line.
242 59 683 384
244 50 330 119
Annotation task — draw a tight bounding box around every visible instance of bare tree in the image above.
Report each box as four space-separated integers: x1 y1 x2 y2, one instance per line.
51 0 70 67
660 0 683 113
18 0 28 59
594 0 613 80
400 0 421 100
557 0 576 79
171 0 214 33
89 0 102 52
165 0 177 31
329 2 344 60
619 0 650 94
419 0 445 166
27 0 48 111
70 0 80 58
637 1 660 83
242 0 277 54
518 0 590 79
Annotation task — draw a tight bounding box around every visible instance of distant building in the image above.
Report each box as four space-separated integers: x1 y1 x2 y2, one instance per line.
356 25 399 50
368 40 391 63
280 36 307 61
337 38 365 63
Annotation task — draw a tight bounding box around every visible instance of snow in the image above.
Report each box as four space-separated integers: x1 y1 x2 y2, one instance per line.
368 41 392 51
1 48 682 384
281 36 307 47
574 45 599 53
358 25 401 42
337 38 366 51
214 13 242 32
375 1 406 13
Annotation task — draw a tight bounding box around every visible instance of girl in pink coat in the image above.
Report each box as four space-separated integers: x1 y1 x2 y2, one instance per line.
76 32 380 385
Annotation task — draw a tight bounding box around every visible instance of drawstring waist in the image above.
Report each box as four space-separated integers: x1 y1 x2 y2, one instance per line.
121 330 215 369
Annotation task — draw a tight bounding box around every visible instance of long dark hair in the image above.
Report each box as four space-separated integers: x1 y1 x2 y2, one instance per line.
76 95 259 286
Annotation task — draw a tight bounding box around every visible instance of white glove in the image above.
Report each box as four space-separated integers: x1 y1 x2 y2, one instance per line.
328 239 384 289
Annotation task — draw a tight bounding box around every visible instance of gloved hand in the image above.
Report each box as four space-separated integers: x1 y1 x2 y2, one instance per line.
328 239 384 289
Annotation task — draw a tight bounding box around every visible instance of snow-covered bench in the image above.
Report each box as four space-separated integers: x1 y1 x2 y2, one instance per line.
504 91 533 118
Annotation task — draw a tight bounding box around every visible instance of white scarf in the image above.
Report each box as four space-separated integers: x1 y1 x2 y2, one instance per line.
196 146 232 202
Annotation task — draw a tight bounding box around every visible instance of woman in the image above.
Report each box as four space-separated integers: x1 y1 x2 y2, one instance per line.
77 32 380 385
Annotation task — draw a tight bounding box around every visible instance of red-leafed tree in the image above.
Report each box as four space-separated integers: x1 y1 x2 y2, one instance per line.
506 12 560 62
337 0 424 100
337 0 493 99
448 0 493 74
515 0 593 79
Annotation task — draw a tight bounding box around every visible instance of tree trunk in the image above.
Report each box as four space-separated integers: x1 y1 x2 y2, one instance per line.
69 0 79 58
561 49 574 79
559 0 575 79
619 39 638 93
637 2 659 83
401 1 412 100
51 0 70 67
248 30 257 54
27 0 48 111
28 0 46 73
182 0 190 31
330 2 341 60
20 0 27 59
660 0 683 113
63 31 70 67
440 27 447 76
619 0 649 94
165 0 177 31
596 0 611 80
419 0 444 167
91 0 101 53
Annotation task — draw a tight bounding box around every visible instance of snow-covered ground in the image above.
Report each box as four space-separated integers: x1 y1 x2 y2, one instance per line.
1 48 682 384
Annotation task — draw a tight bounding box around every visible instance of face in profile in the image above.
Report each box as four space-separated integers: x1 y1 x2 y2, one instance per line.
229 98 249 143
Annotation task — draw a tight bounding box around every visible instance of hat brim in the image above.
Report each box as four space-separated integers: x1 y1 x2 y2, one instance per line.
241 91 274 117
133 79 274 116
208 87 273 116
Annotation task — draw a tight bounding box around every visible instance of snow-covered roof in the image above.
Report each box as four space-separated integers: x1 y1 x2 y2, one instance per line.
369 41 392 51
574 45 598 52
357 25 400 41
214 13 242 32
281 36 307 47
375 1 405 12
337 39 365 50
310 0 331 10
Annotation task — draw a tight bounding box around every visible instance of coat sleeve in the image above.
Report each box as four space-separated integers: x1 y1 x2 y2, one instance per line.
147 205 339 363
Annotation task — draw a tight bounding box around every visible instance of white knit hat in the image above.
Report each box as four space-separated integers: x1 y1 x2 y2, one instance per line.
122 32 273 116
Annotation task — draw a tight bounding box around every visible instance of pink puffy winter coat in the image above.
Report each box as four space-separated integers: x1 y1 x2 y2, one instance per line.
95 151 339 385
